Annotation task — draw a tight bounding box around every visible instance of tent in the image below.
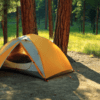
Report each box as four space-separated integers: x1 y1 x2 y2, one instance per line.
0 34 73 80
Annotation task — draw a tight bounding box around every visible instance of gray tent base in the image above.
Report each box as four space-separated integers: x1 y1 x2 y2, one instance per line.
1 66 43 80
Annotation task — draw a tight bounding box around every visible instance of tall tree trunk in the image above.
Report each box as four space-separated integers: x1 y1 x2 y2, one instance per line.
96 5 99 35
54 0 72 55
52 0 55 30
32 0 38 34
48 0 53 38
1 15 4 36
20 0 38 35
83 0 85 34
45 0 47 29
4 0 7 44
16 6 19 37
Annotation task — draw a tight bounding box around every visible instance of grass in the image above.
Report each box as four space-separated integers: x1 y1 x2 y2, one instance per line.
68 32 100 57
0 18 100 57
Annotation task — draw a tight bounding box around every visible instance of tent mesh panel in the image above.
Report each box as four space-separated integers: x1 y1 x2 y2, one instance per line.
7 43 31 63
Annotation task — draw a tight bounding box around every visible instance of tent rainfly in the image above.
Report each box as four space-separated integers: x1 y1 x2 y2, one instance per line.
0 34 73 80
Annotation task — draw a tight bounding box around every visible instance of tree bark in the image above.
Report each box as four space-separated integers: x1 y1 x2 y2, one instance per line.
52 0 55 30
83 0 85 34
45 0 47 29
54 0 72 55
1 15 4 36
48 0 53 38
96 5 99 35
20 0 38 35
4 0 7 44
16 6 19 37
32 0 38 34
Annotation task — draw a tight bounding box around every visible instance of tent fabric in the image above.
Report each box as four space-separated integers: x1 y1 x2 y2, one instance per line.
0 41 20 67
0 34 73 79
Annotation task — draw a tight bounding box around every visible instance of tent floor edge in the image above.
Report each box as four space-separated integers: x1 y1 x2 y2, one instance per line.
47 69 73 80
44 78 49 82
0 66 45 81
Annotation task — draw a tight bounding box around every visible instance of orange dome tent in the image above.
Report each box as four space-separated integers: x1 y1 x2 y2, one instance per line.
0 34 73 79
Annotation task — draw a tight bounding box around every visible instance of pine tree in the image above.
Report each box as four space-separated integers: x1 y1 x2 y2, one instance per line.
16 4 19 37
54 0 72 55
48 0 53 38
20 0 38 35
3 0 8 44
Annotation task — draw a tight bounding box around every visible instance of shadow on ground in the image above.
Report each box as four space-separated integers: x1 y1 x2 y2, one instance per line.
68 55 100 99
68 55 100 84
0 56 100 100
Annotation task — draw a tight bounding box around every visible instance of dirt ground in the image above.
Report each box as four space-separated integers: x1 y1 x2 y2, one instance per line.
0 51 100 100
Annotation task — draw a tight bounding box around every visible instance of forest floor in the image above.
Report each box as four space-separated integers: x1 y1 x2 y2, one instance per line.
0 51 100 100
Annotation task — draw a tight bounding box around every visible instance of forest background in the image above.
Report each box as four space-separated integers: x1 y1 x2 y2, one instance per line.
0 0 100 57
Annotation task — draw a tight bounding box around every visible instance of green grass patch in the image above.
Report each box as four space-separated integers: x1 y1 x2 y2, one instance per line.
38 29 49 39
68 32 100 57
83 43 100 57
